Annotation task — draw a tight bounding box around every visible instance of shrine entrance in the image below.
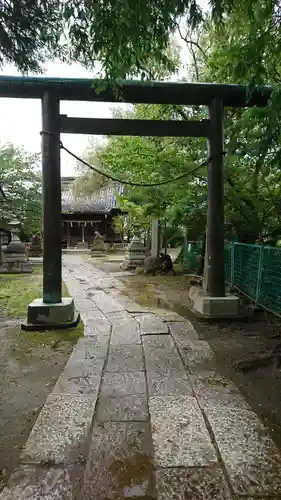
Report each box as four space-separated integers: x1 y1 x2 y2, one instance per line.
0 76 272 328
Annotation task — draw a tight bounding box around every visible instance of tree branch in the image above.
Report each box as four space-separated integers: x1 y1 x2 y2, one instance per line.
176 22 207 60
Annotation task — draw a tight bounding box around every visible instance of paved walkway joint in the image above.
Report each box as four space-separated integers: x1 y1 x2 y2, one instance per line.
1 255 281 499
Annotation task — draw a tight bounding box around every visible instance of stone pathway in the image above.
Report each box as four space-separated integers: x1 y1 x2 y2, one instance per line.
2 255 281 499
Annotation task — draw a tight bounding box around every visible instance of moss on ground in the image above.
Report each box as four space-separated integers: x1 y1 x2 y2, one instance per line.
9 322 83 363
0 266 83 353
0 275 43 318
0 266 70 317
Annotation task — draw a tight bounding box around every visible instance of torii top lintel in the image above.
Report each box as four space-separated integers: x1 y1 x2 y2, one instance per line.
0 75 272 108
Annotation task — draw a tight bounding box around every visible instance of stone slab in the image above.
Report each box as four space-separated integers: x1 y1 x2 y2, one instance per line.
78 309 105 321
135 313 169 335
149 395 217 467
142 334 175 350
144 346 187 379
96 394 149 422
110 318 141 345
87 278 119 290
168 320 199 342
106 345 144 372
74 298 96 313
72 273 90 283
69 337 109 360
154 308 186 322
101 372 146 397
105 310 133 320
189 370 249 410
125 301 152 314
53 373 101 398
155 465 232 499
83 422 154 500
203 402 281 496
176 339 217 373
0 463 84 500
63 356 105 378
90 290 125 313
83 318 111 337
109 291 131 305
147 373 192 397
21 393 96 464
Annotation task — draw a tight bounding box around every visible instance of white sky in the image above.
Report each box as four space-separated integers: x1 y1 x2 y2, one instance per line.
0 62 131 176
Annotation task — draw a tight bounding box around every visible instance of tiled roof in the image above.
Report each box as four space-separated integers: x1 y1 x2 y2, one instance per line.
61 178 123 213
0 185 5 199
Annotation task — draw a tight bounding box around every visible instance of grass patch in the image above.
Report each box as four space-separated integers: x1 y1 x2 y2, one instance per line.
0 265 44 317
0 274 43 317
0 266 71 317
9 321 83 363
0 266 83 360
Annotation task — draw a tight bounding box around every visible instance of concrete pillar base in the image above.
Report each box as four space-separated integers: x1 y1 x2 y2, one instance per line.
189 287 240 318
90 251 106 258
77 241 88 249
21 297 80 331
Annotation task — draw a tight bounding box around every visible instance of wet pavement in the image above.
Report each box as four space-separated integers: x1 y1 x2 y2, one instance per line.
2 255 281 499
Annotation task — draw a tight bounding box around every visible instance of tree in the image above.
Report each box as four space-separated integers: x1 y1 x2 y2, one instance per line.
83 102 209 242
75 95 281 245
71 139 109 199
0 143 42 235
0 0 64 73
191 4 281 242
0 0 258 78
59 1 281 246
201 1 280 86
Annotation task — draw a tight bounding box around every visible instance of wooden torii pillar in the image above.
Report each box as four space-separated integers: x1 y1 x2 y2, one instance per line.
41 92 62 304
22 92 79 330
206 98 225 297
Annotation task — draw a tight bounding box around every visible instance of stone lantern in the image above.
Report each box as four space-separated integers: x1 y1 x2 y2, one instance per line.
0 219 32 273
90 230 106 257
121 233 147 269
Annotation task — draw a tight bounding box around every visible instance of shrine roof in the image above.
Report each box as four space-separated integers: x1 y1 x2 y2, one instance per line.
61 177 123 214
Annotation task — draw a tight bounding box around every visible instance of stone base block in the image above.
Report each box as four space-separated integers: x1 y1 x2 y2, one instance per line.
122 257 146 269
121 261 144 271
21 297 80 331
90 252 106 259
190 287 240 318
77 241 88 249
0 261 33 274
28 249 43 258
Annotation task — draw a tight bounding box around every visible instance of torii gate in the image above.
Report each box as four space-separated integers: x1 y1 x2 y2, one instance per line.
0 76 272 328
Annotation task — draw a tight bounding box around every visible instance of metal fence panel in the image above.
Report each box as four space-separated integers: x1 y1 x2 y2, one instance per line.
258 246 281 315
232 243 260 301
224 245 232 283
182 238 281 318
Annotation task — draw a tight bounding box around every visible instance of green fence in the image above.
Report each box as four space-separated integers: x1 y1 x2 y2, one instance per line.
184 240 281 317
230 242 281 316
